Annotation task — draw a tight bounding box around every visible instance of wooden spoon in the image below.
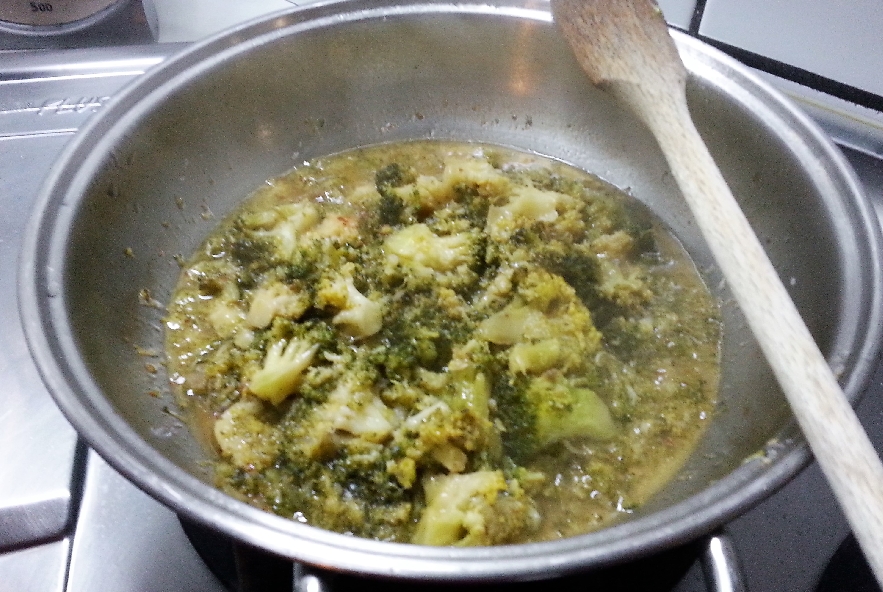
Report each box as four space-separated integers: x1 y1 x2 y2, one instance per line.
551 0 883 583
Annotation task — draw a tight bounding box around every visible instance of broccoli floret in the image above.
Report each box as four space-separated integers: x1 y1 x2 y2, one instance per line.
249 338 319 405
480 266 616 459
214 397 280 470
230 234 275 267
246 281 310 329
203 227 284 289
370 319 443 381
491 374 537 463
376 162 415 193
377 193 405 227
595 260 653 309
527 377 616 447
330 451 409 507
333 284 383 339
395 398 490 468
412 471 538 546
315 273 383 339
447 365 491 421
486 185 561 238
492 372 616 462
384 223 476 274
289 376 400 462
477 302 532 345
538 246 602 308
452 183 490 228
243 447 413 541
368 289 473 380
479 267 602 373
207 299 246 339
373 163 415 227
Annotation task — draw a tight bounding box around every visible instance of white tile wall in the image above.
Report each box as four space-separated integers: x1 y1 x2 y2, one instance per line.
149 0 305 42
657 0 697 30
149 0 701 44
701 0 883 97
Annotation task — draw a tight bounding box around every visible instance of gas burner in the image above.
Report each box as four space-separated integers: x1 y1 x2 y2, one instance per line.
179 517 704 592
817 534 882 592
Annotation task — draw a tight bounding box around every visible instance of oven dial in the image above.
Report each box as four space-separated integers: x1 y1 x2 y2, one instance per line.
0 0 154 46
0 0 122 27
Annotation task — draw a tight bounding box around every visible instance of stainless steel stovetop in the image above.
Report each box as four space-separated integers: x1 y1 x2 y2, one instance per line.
5 2 883 591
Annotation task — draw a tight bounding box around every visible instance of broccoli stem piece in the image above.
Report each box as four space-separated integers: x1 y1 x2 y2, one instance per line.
531 382 617 448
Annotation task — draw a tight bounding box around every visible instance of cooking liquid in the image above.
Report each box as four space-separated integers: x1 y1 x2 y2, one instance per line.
164 141 721 543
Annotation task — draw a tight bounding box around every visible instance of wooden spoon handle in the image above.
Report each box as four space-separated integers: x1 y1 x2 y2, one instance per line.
634 84 883 581
551 0 883 580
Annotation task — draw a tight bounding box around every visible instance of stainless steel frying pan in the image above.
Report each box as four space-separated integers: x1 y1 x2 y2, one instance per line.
19 0 883 582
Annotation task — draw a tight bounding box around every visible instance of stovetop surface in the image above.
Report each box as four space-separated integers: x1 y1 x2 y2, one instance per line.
5 2 883 591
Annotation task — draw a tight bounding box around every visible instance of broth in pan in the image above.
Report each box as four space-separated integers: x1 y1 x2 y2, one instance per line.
164 141 721 545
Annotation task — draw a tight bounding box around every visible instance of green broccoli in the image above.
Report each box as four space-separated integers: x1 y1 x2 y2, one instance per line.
412 471 538 546
375 163 415 226
249 338 319 405
527 377 616 448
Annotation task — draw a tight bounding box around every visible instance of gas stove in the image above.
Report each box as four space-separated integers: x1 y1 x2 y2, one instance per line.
4 1 883 591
